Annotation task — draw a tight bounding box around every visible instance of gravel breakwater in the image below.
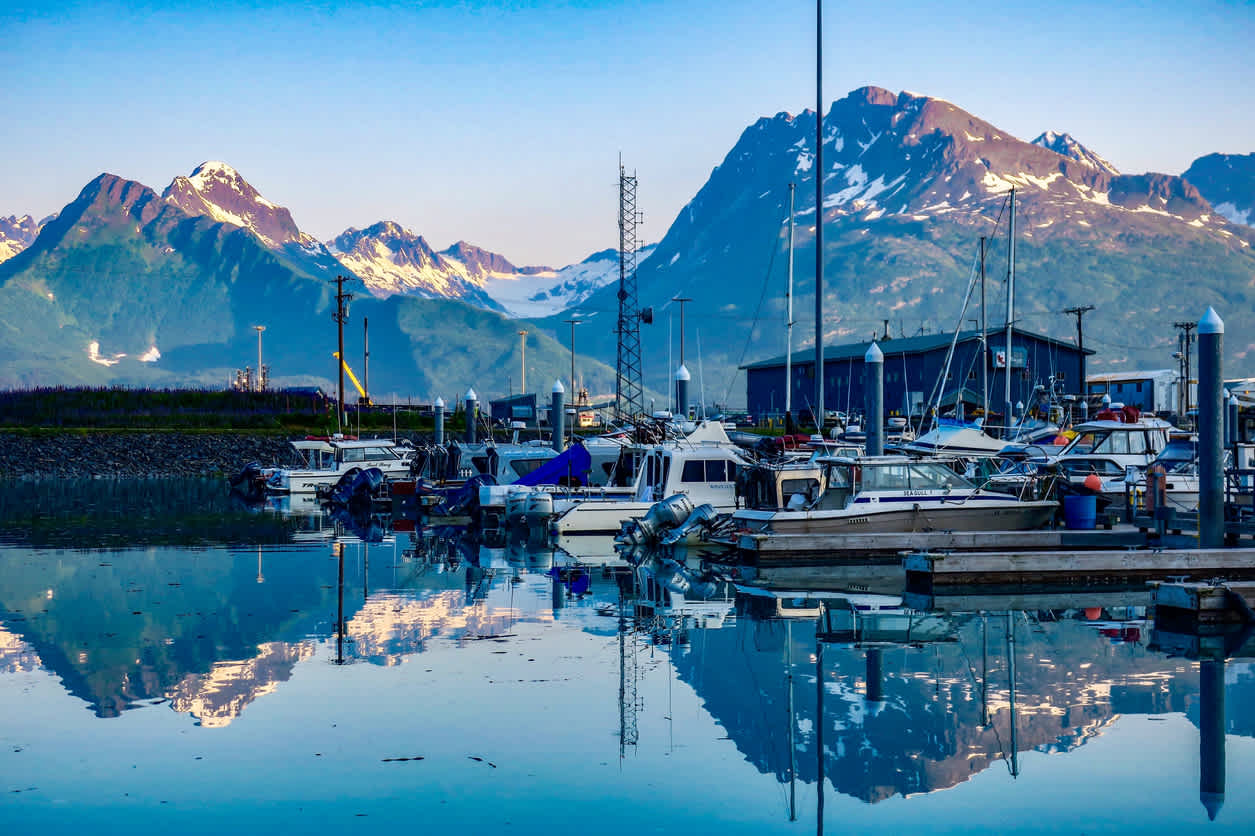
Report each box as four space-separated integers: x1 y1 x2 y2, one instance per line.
0 432 304 479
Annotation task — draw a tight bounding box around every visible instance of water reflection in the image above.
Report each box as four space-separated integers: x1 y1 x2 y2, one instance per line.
2 481 1255 830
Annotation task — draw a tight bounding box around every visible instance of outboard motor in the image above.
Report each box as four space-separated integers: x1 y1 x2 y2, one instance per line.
616 494 695 547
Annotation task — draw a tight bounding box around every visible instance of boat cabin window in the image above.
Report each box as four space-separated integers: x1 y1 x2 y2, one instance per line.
1066 431 1107 455
470 455 492 474
859 461 971 491
609 450 640 487
645 454 670 492
1059 459 1125 477
781 478 820 504
507 458 550 479
907 462 971 489
339 446 398 463
681 459 732 483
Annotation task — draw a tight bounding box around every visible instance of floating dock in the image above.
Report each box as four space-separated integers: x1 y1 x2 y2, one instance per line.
730 526 1181 563
904 547 1255 594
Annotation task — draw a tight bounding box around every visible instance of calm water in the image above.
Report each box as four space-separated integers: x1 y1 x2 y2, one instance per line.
2 480 1254 833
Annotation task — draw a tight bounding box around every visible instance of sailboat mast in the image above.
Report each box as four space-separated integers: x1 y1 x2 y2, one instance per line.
981 237 989 422
1003 187 1016 436
786 183 795 422
814 0 825 429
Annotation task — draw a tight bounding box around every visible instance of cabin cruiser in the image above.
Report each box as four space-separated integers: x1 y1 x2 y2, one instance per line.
1047 415 1175 507
264 437 412 494
732 454 1056 535
550 421 750 535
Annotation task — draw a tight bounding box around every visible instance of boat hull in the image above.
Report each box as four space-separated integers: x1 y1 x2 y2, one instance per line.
734 498 1057 535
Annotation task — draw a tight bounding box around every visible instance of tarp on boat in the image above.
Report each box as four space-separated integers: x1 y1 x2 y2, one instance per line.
516 443 592 487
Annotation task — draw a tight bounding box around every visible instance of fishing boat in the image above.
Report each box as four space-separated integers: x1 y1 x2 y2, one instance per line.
264 437 412 494
731 454 1056 534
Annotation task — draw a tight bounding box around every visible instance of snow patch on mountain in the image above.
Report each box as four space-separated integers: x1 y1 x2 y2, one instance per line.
480 244 657 318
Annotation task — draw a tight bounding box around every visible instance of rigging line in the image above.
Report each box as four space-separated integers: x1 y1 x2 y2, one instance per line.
721 207 789 406
918 245 983 434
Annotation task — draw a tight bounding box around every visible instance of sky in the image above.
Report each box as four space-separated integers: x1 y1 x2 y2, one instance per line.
2 0 1252 266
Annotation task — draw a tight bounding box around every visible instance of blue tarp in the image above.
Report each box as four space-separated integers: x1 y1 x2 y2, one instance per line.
516 443 592 487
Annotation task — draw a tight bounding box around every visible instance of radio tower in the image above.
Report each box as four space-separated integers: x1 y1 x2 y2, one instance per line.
616 158 645 420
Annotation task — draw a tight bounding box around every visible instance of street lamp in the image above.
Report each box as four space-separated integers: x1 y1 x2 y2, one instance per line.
518 329 528 394
671 296 692 367
563 318 580 393
252 325 266 391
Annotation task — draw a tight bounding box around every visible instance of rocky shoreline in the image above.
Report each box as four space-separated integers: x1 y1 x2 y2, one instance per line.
0 432 310 479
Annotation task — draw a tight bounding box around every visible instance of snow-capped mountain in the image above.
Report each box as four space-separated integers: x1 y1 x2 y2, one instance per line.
561 85 1252 386
1031 130 1120 175
163 161 345 278
478 244 656 318
327 222 651 318
0 214 48 263
1184 152 1255 227
328 222 505 311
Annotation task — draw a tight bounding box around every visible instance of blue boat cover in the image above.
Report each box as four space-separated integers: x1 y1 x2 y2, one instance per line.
516 443 592 487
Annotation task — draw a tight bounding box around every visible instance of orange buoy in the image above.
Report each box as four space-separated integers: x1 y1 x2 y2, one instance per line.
1083 473 1103 492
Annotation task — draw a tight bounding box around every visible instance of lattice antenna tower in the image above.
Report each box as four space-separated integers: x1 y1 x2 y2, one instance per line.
616 158 646 420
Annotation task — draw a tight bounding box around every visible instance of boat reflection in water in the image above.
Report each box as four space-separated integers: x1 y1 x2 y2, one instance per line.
2 480 1255 830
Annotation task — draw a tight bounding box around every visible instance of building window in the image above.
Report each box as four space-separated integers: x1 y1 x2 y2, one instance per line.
1136 382 1143 392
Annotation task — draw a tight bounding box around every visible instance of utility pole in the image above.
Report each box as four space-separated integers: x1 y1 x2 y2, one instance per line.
518 329 528 395
363 317 370 406
671 296 692 367
1174 320 1198 419
331 275 353 433
563 318 580 394
1063 305 1095 395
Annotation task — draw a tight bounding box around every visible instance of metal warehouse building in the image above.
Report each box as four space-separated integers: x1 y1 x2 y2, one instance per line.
743 327 1092 420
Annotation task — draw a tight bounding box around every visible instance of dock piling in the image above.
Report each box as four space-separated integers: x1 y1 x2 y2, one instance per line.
675 365 690 423
551 379 566 452
865 341 884 456
1199 308 1224 549
465 387 479 444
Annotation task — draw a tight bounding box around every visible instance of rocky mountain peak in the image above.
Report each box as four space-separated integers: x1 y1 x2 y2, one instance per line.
1031 131 1120 175
163 162 304 248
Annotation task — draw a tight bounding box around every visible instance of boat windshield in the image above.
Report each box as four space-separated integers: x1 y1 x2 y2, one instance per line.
339 445 401 463
860 461 972 492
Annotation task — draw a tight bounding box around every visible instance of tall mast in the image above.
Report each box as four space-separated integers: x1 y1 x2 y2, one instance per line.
1003 188 1016 436
786 182 795 423
980 236 988 423
813 0 825 428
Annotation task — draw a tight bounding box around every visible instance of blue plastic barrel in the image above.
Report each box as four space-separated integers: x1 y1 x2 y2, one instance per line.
1063 494 1097 530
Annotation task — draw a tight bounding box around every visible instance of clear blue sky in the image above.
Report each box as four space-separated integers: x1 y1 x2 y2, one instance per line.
2 0 1251 265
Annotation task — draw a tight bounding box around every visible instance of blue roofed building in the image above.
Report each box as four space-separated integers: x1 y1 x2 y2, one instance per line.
742 327 1091 421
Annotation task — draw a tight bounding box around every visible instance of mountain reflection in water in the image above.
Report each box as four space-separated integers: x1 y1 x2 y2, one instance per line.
1 480 1255 831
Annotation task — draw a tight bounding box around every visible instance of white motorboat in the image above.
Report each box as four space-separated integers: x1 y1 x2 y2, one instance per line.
550 421 750 535
264 437 412 494
1048 415 1175 507
732 454 1056 535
